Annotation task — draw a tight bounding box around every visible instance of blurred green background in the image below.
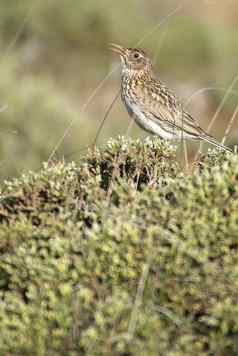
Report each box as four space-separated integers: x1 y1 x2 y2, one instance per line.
0 0 238 180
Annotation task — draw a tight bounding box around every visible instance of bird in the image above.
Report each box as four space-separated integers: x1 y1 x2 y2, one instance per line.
109 43 232 152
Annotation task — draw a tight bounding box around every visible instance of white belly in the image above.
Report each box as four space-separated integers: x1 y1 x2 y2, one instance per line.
125 98 176 140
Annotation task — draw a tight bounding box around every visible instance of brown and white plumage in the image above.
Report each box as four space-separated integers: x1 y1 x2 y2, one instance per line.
110 44 231 152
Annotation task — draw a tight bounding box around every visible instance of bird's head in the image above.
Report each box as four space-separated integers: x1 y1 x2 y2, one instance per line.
109 44 152 75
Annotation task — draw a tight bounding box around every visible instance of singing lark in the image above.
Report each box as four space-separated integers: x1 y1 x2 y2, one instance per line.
110 43 231 152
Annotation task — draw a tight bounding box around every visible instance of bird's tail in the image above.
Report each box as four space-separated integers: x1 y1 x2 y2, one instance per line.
201 134 232 153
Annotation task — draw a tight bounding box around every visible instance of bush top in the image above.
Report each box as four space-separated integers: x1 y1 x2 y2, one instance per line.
0 137 237 356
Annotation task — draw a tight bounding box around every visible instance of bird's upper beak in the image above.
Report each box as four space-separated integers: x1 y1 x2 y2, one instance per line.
109 43 127 57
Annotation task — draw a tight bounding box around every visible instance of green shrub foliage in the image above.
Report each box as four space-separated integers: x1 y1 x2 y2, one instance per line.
0 137 237 355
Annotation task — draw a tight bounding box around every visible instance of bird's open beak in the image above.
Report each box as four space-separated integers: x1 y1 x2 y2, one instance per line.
109 43 126 56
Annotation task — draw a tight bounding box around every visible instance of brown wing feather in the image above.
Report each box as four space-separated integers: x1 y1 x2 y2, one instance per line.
135 78 204 138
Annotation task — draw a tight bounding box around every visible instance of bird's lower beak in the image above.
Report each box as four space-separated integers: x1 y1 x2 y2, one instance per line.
109 43 126 56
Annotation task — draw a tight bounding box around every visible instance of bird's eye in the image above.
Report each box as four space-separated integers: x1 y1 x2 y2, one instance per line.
133 52 140 59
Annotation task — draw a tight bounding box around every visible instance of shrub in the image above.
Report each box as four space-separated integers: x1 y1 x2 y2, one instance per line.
0 137 237 355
